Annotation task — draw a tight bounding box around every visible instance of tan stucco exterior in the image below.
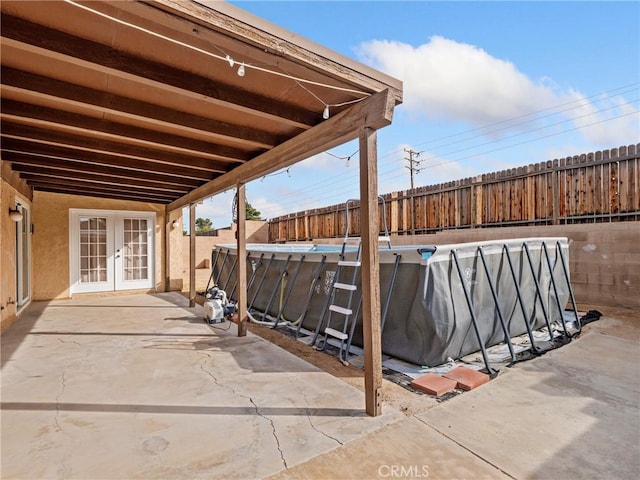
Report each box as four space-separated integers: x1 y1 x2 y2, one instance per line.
168 210 185 293
1 178 33 332
31 191 181 301
181 221 269 292
3 174 637 332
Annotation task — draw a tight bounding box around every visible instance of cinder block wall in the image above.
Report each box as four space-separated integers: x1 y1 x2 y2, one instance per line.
390 222 640 310
188 221 638 309
297 222 639 310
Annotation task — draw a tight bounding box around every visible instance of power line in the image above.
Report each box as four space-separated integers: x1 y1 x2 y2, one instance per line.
259 103 637 217
411 82 640 154
254 86 639 216
382 97 639 182
381 109 640 185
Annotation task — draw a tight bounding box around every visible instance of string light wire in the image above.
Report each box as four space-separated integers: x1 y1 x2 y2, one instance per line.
64 0 372 99
382 97 639 180
412 83 640 154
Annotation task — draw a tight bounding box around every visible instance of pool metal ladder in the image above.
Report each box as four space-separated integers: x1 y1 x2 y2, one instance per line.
312 233 394 364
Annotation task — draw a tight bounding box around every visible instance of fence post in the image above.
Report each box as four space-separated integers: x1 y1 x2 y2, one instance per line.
610 148 619 216
471 175 483 228
527 164 536 223
304 211 309 240
390 191 399 235
552 160 560 225
266 146 639 238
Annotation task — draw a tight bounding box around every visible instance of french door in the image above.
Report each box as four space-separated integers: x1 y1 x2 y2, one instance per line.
70 210 155 294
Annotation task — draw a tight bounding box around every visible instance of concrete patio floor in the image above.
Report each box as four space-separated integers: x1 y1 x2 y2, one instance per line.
270 307 640 480
1 293 639 479
1 293 404 479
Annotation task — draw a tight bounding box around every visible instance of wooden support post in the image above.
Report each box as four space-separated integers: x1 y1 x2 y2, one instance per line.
189 203 196 307
236 183 248 337
359 126 383 417
164 209 171 292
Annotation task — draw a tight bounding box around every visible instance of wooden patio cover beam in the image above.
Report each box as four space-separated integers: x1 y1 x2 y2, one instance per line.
168 89 396 212
1 102 252 165
1 134 223 180
15 168 187 195
6 155 201 189
24 184 174 204
153 0 402 100
0 15 316 130
1 68 277 150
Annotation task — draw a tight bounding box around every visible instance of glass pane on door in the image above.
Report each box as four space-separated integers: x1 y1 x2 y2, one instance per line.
79 216 107 283
123 218 149 281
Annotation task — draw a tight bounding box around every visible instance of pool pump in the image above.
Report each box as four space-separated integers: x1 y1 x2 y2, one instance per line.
203 287 236 324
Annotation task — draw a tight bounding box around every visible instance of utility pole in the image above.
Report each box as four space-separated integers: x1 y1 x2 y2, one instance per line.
404 148 422 189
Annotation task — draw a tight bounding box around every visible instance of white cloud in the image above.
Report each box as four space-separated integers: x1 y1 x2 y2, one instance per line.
563 90 640 146
251 196 291 221
357 36 559 126
356 36 639 145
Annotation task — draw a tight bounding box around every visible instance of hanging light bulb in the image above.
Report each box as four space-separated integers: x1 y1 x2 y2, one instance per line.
225 55 234 67
237 63 245 77
322 105 330 120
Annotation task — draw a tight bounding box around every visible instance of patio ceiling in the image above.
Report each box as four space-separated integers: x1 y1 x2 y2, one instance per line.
0 0 402 211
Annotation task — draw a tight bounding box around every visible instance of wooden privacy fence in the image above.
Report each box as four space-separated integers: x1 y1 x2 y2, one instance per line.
268 144 640 242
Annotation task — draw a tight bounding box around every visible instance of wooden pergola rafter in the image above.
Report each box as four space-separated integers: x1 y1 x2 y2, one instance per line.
0 0 402 416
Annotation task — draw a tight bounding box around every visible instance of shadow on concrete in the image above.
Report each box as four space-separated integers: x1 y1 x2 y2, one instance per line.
164 314 214 324
43 305 185 308
27 331 219 337
0 401 364 417
4 293 322 373
417 315 640 480
1 293 202 368
1 301 49 369
526 326 640 480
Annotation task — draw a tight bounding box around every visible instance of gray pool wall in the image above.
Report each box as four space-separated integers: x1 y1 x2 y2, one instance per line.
211 239 571 367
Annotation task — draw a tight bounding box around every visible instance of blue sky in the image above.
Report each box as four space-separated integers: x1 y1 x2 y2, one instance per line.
191 1 640 229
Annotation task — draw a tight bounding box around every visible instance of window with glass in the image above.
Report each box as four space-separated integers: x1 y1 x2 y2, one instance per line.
79 216 108 283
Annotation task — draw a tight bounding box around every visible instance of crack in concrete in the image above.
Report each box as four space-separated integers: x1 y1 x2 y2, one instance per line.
54 371 67 433
249 397 288 469
414 416 518 480
57 337 81 347
55 370 73 478
288 375 343 446
197 352 288 470
197 352 238 396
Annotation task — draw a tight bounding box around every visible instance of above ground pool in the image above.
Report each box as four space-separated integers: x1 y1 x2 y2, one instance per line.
209 237 580 370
